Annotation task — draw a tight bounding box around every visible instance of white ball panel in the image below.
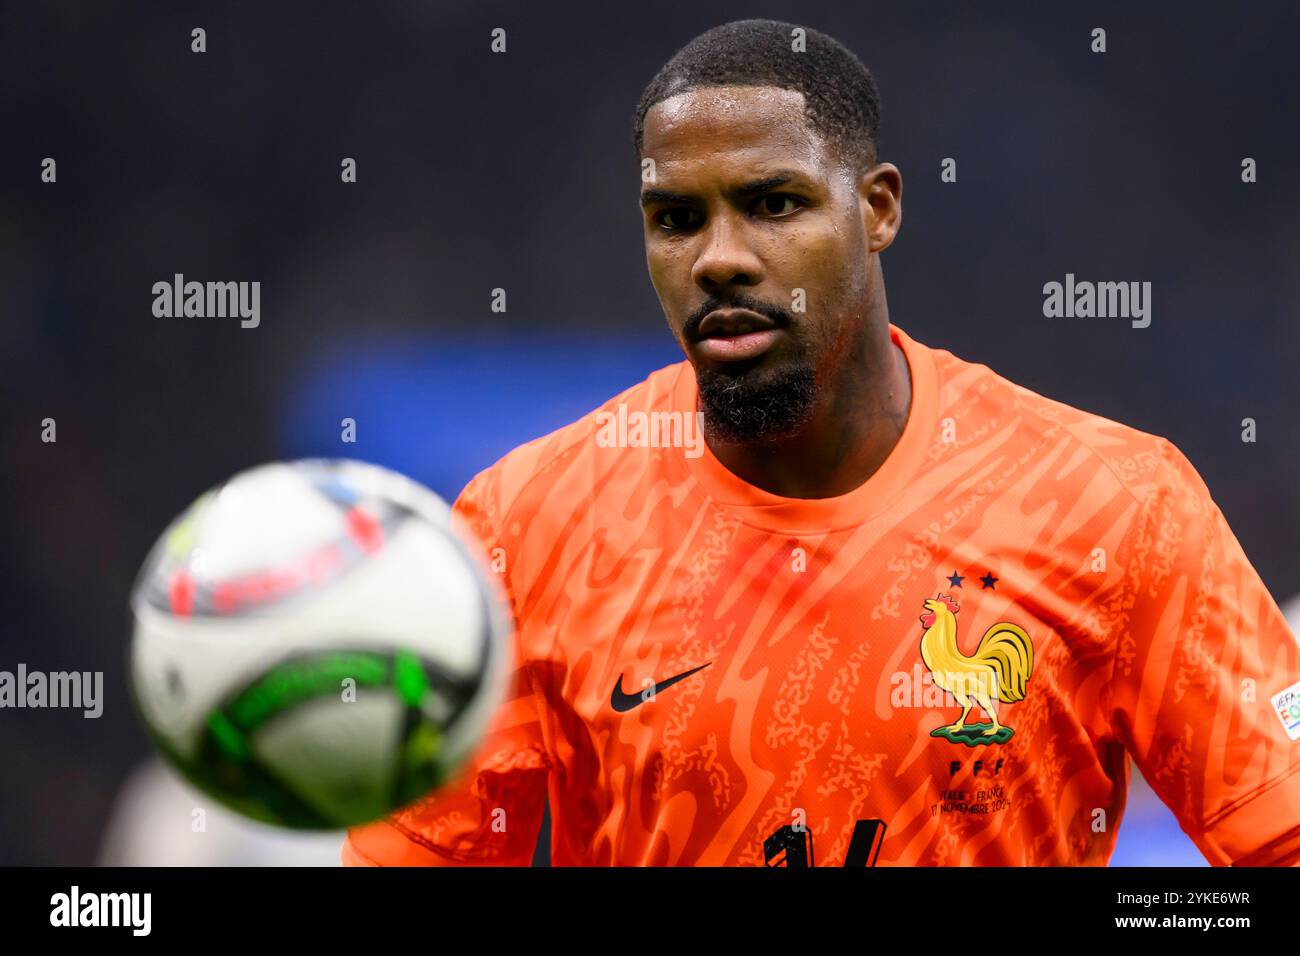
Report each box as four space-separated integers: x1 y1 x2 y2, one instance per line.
189 463 345 579
252 694 405 824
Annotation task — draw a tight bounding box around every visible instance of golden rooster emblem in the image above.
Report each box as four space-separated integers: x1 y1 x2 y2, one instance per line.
918 593 1034 746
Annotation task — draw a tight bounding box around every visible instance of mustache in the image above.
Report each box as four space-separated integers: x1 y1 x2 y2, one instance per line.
683 294 793 340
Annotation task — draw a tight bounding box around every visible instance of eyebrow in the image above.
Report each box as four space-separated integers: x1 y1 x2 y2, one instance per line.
639 170 806 208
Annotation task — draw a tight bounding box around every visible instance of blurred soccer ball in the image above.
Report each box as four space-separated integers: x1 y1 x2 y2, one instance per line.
128 459 510 830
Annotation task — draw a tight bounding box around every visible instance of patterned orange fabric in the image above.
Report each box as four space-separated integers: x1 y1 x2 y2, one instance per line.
344 324 1300 866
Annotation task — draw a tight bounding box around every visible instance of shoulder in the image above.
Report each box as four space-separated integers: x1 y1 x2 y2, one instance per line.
923 338 1204 509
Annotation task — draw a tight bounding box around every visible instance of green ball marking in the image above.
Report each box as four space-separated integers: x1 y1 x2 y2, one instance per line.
207 711 250 761
393 651 429 707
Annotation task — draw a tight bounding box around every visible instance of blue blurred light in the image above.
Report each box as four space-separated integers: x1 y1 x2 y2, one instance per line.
1109 762 1208 866
278 329 683 501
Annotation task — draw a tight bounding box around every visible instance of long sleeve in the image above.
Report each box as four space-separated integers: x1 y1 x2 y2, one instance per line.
1106 438 1300 865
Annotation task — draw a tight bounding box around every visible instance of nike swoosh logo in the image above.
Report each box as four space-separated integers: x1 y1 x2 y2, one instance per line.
610 662 712 712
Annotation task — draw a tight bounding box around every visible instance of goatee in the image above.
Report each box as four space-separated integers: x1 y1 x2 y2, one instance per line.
695 361 816 443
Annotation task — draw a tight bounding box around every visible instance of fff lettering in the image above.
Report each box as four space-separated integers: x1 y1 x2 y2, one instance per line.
949 757 1005 777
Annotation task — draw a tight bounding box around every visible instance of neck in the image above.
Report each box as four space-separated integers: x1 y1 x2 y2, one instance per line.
703 300 911 500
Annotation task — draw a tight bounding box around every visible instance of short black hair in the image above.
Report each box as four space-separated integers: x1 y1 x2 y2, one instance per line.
633 19 881 174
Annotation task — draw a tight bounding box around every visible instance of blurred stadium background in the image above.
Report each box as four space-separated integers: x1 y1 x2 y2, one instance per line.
1 1 1297 864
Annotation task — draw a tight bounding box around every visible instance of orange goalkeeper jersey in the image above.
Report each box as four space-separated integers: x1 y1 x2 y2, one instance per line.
344 323 1300 866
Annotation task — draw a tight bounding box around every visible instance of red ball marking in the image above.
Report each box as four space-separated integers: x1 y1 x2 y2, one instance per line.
345 507 384 555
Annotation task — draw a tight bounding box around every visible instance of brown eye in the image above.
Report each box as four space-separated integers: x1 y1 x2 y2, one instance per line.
757 195 800 216
658 208 703 231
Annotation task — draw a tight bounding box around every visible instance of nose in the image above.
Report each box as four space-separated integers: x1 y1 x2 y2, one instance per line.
690 210 764 296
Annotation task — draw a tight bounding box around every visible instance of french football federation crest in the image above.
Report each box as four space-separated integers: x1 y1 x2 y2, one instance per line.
918 593 1034 746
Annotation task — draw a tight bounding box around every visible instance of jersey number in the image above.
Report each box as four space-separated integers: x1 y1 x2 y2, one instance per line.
763 819 886 866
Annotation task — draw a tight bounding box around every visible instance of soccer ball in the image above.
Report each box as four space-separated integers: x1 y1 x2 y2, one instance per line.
128 459 510 830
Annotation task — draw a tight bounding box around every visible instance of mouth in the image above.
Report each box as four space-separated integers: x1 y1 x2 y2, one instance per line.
692 308 783 363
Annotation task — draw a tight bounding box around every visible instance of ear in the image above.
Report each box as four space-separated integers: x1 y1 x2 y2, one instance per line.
856 162 902 253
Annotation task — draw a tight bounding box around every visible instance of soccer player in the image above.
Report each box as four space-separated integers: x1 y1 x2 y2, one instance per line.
344 19 1300 866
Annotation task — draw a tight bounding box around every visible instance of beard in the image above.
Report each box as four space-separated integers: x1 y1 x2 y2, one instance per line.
695 359 816 444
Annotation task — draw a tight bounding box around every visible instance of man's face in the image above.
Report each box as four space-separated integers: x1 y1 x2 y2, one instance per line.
639 85 892 443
